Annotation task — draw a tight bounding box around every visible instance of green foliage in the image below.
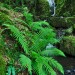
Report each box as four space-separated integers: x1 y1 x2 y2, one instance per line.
19 54 32 75
36 0 50 18
41 48 65 57
23 9 33 24
3 24 28 54
56 0 66 15
60 35 75 56
0 7 65 75
7 65 16 75
56 0 75 16
0 12 11 24
31 51 64 75
0 30 4 51
0 55 6 75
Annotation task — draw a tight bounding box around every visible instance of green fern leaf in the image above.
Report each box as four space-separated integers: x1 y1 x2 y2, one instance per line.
42 57 56 75
30 21 49 27
44 64 56 75
41 48 65 57
32 61 46 75
15 18 28 25
3 24 28 54
49 58 64 75
19 54 32 75
23 11 33 24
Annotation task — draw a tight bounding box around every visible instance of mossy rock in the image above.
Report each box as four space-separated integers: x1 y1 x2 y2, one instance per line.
60 36 75 56
55 0 75 16
37 0 50 19
65 26 73 35
50 17 75 28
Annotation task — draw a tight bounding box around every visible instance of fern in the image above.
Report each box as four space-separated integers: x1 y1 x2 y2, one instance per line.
1 8 65 75
41 48 65 57
3 24 28 54
23 11 33 24
48 57 64 75
19 54 32 75
33 56 64 75
31 51 64 75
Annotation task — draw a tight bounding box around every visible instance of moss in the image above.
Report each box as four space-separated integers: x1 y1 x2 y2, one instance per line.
56 0 75 16
0 12 12 24
50 17 72 28
37 0 50 19
0 55 6 75
60 36 75 56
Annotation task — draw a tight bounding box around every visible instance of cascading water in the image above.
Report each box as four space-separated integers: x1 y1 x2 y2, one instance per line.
47 0 56 16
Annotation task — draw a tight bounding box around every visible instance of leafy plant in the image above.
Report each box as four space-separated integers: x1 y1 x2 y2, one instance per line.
7 65 16 75
2 9 65 75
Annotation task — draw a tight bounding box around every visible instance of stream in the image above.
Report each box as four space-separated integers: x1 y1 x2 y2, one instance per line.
55 28 75 75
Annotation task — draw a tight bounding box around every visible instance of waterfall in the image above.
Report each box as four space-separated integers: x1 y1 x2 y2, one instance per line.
47 0 56 16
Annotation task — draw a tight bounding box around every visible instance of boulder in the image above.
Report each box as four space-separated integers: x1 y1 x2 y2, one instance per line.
50 17 75 28
60 35 75 56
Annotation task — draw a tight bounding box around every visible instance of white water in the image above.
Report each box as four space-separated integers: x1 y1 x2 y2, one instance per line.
47 0 56 16
46 43 55 49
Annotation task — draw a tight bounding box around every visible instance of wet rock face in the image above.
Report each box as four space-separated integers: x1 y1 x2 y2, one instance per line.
60 36 75 56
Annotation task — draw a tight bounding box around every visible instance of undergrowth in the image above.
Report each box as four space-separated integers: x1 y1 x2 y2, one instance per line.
0 7 65 75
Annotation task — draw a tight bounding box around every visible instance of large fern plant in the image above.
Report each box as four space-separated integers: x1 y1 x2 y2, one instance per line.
2 8 65 75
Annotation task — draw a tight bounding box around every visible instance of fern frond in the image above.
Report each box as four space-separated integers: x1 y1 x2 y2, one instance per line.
14 18 33 32
44 62 56 75
19 54 32 75
30 21 49 27
41 57 57 75
23 11 33 24
48 57 64 75
15 18 28 25
32 56 57 75
32 61 46 75
3 24 28 54
41 48 65 57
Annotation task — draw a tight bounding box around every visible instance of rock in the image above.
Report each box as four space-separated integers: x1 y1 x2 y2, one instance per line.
50 17 75 28
60 35 75 56
65 69 75 75
55 0 75 16
65 26 73 35
65 70 71 74
50 17 72 28
36 0 50 19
